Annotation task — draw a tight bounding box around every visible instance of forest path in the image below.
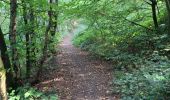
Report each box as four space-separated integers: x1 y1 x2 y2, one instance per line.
36 34 118 100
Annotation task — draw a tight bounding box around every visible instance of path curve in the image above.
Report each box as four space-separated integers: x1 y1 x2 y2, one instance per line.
36 34 118 100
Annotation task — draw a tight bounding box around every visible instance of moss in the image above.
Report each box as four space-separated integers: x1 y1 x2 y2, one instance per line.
0 68 6 74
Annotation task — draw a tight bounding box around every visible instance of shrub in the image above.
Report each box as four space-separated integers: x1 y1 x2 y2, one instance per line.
113 52 170 99
8 85 58 100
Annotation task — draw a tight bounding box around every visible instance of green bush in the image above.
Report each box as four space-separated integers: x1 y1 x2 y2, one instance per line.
8 85 58 100
113 52 170 100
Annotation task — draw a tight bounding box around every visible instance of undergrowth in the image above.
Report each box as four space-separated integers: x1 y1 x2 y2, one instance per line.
8 85 58 100
73 23 170 99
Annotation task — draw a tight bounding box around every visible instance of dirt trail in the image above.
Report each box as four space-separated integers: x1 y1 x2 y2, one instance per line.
36 34 118 100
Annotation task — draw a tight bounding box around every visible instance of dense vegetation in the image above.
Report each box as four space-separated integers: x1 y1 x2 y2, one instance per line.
0 0 60 99
72 0 170 99
0 0 170 99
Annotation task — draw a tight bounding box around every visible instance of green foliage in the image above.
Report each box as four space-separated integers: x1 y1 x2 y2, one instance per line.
113 53 170 99
0 0 170 99
8 85 58 100
72 0 170 99
0 0 64 79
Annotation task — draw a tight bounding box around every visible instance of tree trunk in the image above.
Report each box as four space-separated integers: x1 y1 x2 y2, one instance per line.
9 0 20 79
29 4 36 72
0 56 7 100
165 0 170 35
151 0 159 29
0 27 13 87
50 0 59 36
22 0 37 78
36 0 53 82
22 0 31 78
48 0 59 53
41 0 53 65
36 24 51 81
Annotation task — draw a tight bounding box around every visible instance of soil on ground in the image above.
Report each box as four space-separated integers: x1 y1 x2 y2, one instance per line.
35 34 118 100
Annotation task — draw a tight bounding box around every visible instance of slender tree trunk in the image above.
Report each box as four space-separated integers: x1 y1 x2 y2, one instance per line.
48 0 59 53
35 25 51 83
0 55 7 100
165 0 170 35
50 0 59 36
29 5 36 71
22 0 31 78
22 0 36 78
9 0 20 79
42 0 53 63
36 0 53 82
165 0 170 13
36 24 51 81
151 0 159 29
0 27 13 87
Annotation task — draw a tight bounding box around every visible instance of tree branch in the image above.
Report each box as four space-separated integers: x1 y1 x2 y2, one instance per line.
124 18 154 31
143 0 152 5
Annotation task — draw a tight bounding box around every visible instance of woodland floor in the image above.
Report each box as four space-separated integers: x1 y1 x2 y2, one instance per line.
35 34 118 100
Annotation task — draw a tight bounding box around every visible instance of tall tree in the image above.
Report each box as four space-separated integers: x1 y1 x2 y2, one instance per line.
21 0 37 78
145 0 159 29
22 0 31 78
36 0 53 82
29 2 36 73
49 0 59 53
9 0 20 79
